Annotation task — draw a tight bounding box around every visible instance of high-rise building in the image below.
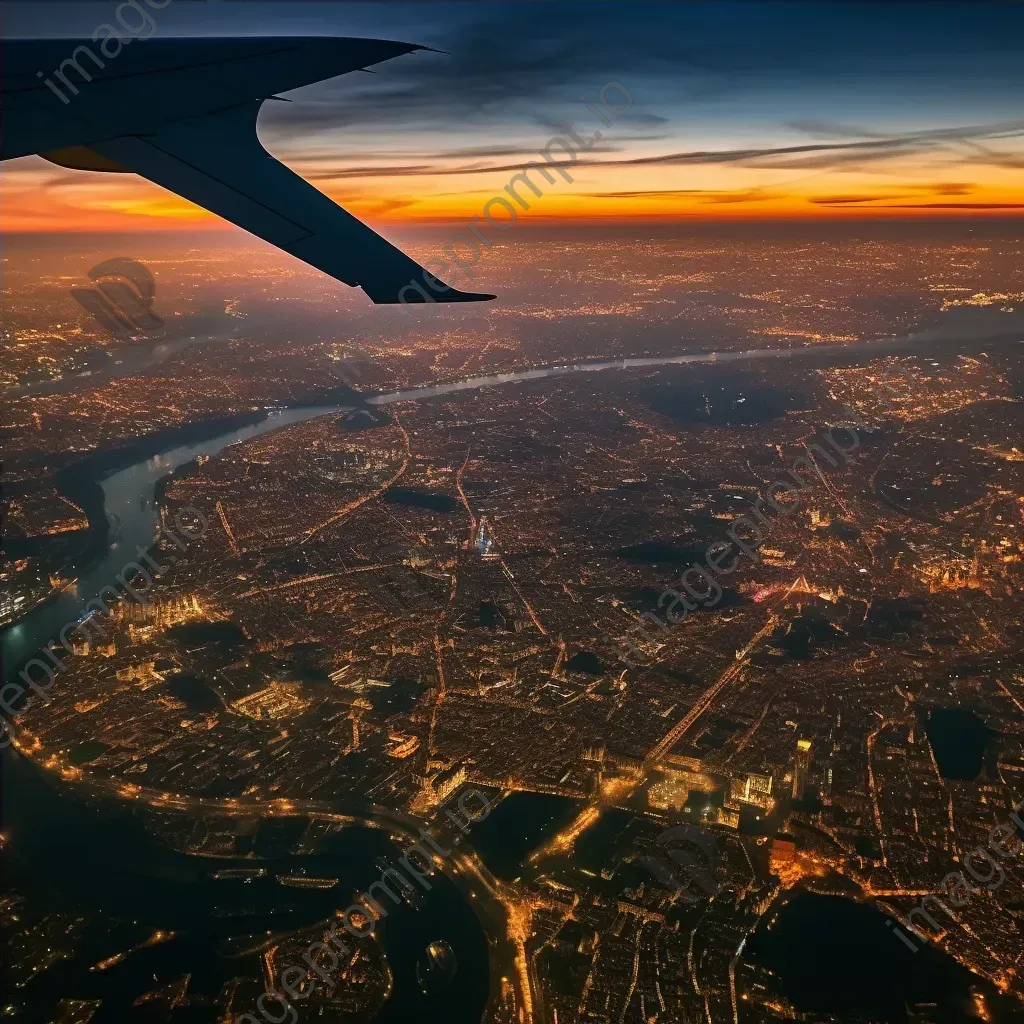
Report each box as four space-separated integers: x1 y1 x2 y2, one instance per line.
474 517 499 559
793 738 813 800
821 764 834 807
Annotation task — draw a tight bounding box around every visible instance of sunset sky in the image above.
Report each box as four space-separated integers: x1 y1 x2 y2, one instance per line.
4 0 1024 231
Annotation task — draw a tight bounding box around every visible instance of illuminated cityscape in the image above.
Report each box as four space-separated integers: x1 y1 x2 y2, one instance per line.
3 214 1023 1023
3 2 1024 1024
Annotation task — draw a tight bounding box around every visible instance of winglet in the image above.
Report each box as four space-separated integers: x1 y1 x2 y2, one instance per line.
360 277 495 304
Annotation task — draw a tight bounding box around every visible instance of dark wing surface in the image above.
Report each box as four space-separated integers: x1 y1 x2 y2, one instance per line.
88 103 492 303
2 37 494 303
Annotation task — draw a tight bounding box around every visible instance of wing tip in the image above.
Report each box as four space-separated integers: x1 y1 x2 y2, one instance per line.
441 289 496 303
367 288 496 305
360 273 495 305
379 40 447 56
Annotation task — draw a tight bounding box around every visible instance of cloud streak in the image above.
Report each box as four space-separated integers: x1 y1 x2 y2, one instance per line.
868 202 1024 210
287 118 1024 186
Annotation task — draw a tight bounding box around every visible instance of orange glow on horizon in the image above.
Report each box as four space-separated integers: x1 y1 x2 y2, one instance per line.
4 154 1024 232
9 200 1024 233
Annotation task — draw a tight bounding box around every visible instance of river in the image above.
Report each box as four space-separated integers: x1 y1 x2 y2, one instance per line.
3 332 927 672
0 397 511 1022
3 753 490 1023
2 405 345 671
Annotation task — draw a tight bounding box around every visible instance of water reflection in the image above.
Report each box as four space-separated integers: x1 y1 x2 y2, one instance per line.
2 406 346 676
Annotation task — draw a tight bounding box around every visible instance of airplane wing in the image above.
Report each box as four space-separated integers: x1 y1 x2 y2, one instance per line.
84 103 492 304
4 37 494 304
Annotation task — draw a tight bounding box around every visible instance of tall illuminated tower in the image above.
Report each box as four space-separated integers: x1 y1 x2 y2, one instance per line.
793 738 812 800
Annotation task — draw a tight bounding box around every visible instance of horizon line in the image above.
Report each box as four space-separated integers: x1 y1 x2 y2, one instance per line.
6 211 1024 236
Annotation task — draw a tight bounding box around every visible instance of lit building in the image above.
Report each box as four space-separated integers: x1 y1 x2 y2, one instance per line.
793 738 812 800
729 772 774 810
231 682 310 720
717 806 740 828
115 660 161 685
821 764 834 807
474 517 499 559
770 837 797 871
386 730 421 759
412 765 468 811
647 771 689 811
